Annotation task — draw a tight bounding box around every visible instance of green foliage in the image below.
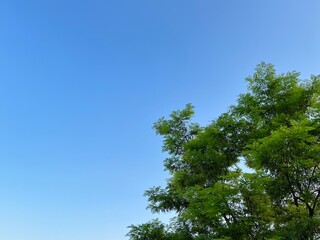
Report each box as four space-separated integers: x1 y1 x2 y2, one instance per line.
127 63 320 240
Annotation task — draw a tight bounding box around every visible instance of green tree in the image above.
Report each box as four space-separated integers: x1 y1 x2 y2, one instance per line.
127 63 320 240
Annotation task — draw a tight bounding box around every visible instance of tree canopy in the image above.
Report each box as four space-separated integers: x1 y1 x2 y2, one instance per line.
127 63 320 240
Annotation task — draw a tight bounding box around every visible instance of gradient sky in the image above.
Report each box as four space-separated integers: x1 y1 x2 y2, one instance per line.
0 1 319 239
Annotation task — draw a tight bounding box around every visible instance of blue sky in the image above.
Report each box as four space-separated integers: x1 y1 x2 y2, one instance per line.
0 1 319 239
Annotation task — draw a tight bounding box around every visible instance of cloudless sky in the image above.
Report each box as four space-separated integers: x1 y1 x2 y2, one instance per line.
0 1 319 239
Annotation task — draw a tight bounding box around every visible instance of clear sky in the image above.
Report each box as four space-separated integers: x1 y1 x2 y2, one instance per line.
0 1 319 239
